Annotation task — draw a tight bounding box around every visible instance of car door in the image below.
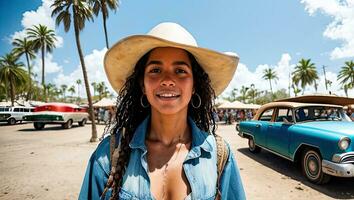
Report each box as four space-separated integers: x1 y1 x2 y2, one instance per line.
266 107 294 157
254 108 275 147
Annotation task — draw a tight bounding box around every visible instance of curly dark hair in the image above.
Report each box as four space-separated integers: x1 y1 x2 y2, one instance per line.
102 49 216 199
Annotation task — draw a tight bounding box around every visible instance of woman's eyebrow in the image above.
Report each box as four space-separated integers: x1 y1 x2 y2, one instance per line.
173 61 191 68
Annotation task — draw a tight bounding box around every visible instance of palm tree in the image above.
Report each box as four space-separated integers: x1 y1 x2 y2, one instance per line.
91 81 97 97
262 68 278 94
51 0 98 141
76 79 82 98
337 60 354 92
89 0 119 48
0 53 28 106
292 59 319 94
61 84 68 99
12 38 36 100
292 84 301 97
239 85 249 103
97 81 108 99
27 24 57 101
68 85 76 101
247 84 259 104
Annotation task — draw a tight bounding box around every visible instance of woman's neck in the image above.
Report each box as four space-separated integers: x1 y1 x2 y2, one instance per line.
148 110 191 146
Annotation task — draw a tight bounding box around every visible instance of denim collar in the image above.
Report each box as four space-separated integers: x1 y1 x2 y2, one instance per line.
128 116 213 154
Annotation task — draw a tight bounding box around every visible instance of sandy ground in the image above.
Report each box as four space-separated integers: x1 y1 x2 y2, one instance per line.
0 122 353 200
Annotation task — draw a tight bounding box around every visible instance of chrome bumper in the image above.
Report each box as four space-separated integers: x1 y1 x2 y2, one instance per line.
322 160 354 177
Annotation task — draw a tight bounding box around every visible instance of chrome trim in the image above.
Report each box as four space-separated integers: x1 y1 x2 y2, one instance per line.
322 160 354 177
332 152 354 163
338 137 351 150
292 143 321 160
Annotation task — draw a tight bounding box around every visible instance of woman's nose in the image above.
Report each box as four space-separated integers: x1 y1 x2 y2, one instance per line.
160 73 175 87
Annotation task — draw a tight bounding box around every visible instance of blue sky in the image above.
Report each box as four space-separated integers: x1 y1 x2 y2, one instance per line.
1 0 353 97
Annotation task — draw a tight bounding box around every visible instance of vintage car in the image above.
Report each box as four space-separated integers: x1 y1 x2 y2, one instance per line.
22 103 89 130
0 106 35 125
238 95 354 184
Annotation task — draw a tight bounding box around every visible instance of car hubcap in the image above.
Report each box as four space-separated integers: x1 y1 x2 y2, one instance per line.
305 152 320 179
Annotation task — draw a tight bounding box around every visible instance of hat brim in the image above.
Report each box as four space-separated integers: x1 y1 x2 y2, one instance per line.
104 35 239 96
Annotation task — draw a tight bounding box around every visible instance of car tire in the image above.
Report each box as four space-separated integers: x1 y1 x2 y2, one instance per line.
8 118 16 125
78 118 87 127
63 119 73 129
34 122 45 130
248 137 261 153
301 149 331 184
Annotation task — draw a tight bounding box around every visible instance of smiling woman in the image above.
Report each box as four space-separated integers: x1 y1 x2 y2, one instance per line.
79 22 245 200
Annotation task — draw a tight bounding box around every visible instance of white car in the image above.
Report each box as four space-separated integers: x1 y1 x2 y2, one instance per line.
0 106 35 125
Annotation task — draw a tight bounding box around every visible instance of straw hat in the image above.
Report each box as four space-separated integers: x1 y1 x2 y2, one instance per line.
104 22 239 96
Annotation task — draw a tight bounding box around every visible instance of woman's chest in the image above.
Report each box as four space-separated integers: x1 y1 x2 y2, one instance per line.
118 149 218 200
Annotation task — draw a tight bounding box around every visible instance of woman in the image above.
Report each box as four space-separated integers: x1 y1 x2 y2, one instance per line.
79 22 245 200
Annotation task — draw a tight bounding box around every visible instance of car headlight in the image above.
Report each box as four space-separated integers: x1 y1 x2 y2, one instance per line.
338 137 351 150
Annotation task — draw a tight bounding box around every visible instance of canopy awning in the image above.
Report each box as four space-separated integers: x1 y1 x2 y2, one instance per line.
93 98 116 107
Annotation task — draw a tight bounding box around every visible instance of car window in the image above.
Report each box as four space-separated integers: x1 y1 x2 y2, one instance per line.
259 108 274 121
24 108 29 112
30 109 34 112
295 108 309 122
14 108 20 112
276 108 293 122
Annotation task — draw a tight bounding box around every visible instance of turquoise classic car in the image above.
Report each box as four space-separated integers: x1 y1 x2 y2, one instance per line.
238 100 354 184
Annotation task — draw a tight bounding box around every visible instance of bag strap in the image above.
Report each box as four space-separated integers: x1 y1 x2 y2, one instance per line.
215 134 229 200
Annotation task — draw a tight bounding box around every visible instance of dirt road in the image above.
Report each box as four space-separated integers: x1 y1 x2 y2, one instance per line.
0 122 353 199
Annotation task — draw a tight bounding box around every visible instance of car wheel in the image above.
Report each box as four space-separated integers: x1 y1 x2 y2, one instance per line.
63 119 73 129
301 149 331 184
78 118 87 127
248 137 261 153
34 122 45 130
8 118 16 125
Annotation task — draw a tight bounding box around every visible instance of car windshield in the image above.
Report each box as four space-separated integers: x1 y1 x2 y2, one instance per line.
294 106 351 122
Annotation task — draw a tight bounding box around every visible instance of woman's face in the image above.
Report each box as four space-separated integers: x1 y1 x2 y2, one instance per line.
143 47 194 115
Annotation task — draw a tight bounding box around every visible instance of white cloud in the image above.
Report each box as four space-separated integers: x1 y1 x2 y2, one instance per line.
53 48 111 97
10 0 63 48
301 0 354 59
220 53 353 98
32 53 63 76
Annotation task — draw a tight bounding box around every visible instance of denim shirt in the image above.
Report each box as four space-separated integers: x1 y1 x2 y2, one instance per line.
79 117 246 200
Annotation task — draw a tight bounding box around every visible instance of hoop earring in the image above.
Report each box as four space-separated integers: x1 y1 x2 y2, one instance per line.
191 93 201 109
140 95 150 108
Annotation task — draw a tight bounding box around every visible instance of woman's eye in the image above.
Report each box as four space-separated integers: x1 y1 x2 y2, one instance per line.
176 69 187 74
149 68 160 73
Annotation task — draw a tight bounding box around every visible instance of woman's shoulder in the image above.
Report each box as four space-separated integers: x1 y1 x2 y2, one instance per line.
90 135 113 175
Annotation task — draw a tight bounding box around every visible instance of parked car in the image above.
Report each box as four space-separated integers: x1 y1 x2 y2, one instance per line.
22 103 89 130
0 106 35 125
238 99 354 184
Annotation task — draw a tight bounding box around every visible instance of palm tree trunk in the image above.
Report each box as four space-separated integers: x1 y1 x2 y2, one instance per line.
73 10 98 142
10 76 15 106
269 80 273 94
25 52 32 101
102 3 109 48
41 45 46 101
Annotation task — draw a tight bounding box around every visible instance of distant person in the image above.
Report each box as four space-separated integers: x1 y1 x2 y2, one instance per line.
79 22 245 199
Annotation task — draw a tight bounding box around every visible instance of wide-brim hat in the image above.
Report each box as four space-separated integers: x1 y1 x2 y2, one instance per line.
104 22 239 96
